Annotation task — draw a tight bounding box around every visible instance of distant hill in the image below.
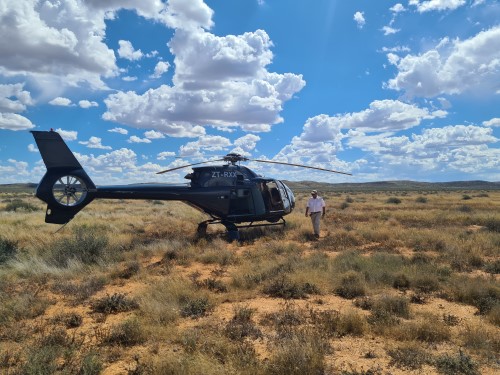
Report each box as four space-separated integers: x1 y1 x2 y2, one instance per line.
284 180 500 192
2 181 500 194
0 183 37 193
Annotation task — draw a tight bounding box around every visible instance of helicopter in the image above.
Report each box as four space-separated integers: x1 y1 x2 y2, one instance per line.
31 130 351 240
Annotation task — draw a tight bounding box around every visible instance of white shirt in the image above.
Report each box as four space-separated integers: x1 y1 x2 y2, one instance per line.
307 196 325 213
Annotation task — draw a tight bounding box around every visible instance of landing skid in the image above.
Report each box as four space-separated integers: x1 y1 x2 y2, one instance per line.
197 218 286 241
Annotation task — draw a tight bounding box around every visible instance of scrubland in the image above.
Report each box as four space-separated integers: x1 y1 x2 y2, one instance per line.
0 189 499 374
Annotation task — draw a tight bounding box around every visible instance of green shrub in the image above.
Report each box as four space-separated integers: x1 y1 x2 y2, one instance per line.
180 296 212 318
263 276 318 299
79 352 103 375
386 197 401 204
434 350 479 375
90 293 139 314
48 225 109 267
4 199 39 212
388 344 431 370
334 271 366 299
224 305 262 341
0 237 17 264
102 317 146 346
415 196 428 203
462 194 472 200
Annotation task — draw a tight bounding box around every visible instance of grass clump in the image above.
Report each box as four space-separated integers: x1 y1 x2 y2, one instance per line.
386 197 402 204
47 225 109 267
369 295 411 325
4 199 39 212
91 293 139 314
0 237 17 264
263 275 319 299
180 296 213 318
224 305 262 341
102 317 146 346
434 350 480 375
388 344 431 370
334 271 367 299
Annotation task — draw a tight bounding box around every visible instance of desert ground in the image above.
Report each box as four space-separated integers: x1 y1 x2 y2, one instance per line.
0 188 499 374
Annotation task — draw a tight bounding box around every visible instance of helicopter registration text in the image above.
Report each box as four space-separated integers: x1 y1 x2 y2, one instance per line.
212 171 237 178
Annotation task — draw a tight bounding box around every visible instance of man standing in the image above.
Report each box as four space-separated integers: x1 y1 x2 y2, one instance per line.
305 190 326 239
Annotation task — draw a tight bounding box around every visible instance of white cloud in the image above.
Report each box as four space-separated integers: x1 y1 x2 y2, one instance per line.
179 135 232 157
382 26 400 35
387 26 500 97
346 125 499 174
337 100 446 132
104 26 305 135
353 11 366 29
0 113 34 131
117 40 143 61
390 4 406 13
483 118 500 127
28 144 38 152
55 128 78 141
157 151 176 160
108 127 128 135
0 83 34 131
128 135 152 143
151 61 170 78
79 136 112 149
409 0 466 13
233 134 260 152
122 76 138 82
49 97 73 106
144 130 165 139
79 100 98 108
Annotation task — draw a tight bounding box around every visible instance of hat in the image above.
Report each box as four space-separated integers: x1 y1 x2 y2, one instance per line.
311 190 317 194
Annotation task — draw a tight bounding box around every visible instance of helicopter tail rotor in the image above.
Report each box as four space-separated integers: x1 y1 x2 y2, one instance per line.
31 131 97 224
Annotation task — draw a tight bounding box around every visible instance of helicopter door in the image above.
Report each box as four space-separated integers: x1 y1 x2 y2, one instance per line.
229 188 254 216
276 181 291 212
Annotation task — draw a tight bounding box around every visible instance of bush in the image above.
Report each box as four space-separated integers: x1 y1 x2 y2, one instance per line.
180 296 212 318
434 350 479 375
462 194 472 200
334 271 367 299
48 225 109 267
102 318 146 346
386 197 401 204
263 276 318 299
388 344 431 370
224 305 262 341
0 237 17 264
4 199 38 212
90 293 139 314
415 196 428 203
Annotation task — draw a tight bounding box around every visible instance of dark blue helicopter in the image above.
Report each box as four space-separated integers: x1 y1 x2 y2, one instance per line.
31 130 351 240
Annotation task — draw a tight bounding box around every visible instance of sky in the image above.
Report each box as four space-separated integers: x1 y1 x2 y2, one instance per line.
0 0 499 185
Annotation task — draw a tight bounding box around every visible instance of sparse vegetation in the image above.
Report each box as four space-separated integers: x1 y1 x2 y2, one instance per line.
0 190 499 374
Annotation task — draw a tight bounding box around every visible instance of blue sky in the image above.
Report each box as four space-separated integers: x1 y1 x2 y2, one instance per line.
0 0 499 184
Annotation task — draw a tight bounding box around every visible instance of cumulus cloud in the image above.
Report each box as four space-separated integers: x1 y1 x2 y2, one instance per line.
128 135 152 143
346 124 499 174
108 127 128 134
179 135 232 157
483 118 500 127
233 134 260 152
409 0 466 13
79 100 98 108
390 4 406 13
117 40 143 61
55 128 78 141
382 26 400 35
144 130 165 139
79 136 112 149
353 11 366 29
0 83 34 131
387 26 500 97
151 61 170 78
28 144 38 152
157 151 176 160
49 97 73 106
103 26 305 135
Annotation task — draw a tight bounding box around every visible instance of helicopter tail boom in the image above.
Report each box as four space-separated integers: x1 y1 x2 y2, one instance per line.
31 130 96 224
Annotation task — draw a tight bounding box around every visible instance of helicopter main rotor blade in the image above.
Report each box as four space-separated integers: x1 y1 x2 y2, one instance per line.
156 159 225 174
249 159 352 176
